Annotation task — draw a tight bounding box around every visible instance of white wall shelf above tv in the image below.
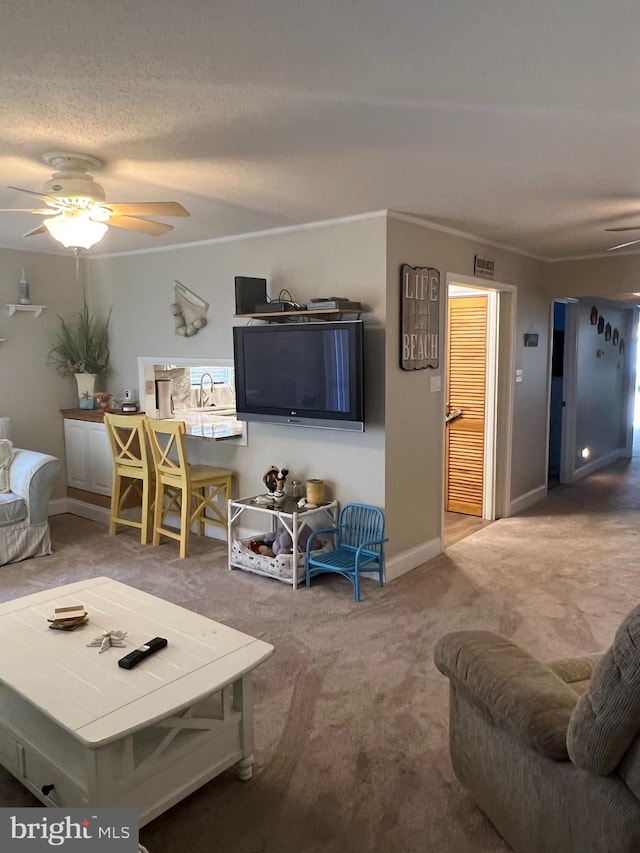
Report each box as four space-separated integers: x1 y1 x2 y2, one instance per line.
6 304 47 318
235 308 361 323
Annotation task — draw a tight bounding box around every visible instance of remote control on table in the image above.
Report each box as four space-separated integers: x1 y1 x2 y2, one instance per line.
118 637 168 669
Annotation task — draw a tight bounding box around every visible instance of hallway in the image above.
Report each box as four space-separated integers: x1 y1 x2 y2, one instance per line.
435 453 640 661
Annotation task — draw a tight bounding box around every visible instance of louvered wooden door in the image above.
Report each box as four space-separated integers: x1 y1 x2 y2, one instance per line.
445 295 488 516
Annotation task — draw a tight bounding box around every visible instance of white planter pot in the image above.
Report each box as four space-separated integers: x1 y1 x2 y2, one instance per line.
75 373 97 409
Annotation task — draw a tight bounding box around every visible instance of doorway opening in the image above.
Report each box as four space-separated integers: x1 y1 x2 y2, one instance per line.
548 301 566 487
443 274 516 548
633 313 640 457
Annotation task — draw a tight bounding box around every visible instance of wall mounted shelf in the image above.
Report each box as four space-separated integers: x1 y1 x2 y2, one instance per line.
6 304 47 318
235 308 362 323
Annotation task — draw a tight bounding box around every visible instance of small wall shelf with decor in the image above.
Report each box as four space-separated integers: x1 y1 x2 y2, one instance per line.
6 304 47 318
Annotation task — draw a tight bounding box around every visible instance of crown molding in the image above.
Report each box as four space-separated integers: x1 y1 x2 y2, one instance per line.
90 210 389 259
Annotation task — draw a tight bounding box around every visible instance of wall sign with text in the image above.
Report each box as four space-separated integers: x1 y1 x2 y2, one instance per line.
400 263 440 370
474 255 495 279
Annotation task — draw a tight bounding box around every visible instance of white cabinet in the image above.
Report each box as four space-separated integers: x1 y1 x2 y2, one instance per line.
86 423 113 493
63 418 113 497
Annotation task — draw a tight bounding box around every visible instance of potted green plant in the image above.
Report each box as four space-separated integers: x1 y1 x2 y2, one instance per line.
48 304 111 408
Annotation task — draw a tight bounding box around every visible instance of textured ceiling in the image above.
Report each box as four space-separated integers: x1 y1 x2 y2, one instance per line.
3 1 640 259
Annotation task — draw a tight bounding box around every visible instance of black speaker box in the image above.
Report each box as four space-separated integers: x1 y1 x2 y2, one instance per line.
234 277 267 315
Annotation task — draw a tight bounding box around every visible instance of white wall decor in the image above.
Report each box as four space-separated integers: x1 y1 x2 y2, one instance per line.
171 280 208 336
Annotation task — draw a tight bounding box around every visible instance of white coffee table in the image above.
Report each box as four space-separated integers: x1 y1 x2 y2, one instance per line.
0 577 273 825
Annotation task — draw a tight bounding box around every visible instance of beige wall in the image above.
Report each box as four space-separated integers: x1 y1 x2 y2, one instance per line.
545 254 640 301
0 247 82 498
89 215 388 513
574 298 633 467
385 216 550 559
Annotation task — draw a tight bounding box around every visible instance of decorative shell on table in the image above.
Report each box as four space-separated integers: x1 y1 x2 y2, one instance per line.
87 629 128 653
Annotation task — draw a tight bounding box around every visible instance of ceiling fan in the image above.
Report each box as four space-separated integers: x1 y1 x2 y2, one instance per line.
605 224 640 252
0 152 189 249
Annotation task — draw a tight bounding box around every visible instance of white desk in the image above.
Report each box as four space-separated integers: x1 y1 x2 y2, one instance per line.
0 577 273 825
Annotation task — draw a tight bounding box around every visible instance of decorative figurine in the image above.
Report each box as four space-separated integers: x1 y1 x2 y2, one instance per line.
87 629 128 654
255 465 289 505
171 280 209 336
18 268 31 305
263 465 279 495
273 468 288 502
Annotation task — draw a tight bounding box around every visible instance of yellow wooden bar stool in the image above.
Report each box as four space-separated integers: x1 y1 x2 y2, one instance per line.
104 413 154 545
145 419 233 559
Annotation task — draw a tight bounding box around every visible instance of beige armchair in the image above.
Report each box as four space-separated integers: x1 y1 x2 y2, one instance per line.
0 419 61 566
434 606 640 852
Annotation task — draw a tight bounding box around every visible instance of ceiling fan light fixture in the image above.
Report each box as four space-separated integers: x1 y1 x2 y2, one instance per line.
2 152 188 248
43 210 108 249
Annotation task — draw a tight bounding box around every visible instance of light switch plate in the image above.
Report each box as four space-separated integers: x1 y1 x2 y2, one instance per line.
430 375 441 392
515 369 523 383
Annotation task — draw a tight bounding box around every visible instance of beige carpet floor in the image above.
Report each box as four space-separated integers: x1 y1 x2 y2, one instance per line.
2 457 640 853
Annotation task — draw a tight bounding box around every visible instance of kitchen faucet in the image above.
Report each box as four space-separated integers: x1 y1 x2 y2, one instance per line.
199 372 221 407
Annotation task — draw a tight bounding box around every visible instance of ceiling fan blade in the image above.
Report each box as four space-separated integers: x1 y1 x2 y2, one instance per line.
605 226 640 232
23 224 47 238
0 208 53 213
8 185 63 206
606 238 640 251
107 215 174 236
105 201 189 218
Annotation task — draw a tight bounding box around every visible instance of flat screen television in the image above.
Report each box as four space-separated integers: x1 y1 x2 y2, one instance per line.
233 320 364 431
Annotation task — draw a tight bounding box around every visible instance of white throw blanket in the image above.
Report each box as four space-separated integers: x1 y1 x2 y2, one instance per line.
0 439 13 493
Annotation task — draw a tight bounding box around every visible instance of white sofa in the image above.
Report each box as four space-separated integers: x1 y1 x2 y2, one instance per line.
0 419 61 566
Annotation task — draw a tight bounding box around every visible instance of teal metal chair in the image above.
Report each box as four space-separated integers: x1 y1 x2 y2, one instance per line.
305 503 387 602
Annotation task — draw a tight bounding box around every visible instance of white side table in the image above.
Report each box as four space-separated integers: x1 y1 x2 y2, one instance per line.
228 496 339 589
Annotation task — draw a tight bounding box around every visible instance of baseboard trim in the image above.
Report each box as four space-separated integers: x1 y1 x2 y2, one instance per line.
163 511 226 542
385 537 442 583
509 485 547 516
66 498 111 525
58 501 227 542
573 448 625 482
48 498 68 516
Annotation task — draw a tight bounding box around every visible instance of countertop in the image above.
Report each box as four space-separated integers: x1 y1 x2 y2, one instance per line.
61 407 243 440
60 408 117 422
176 409 244 440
